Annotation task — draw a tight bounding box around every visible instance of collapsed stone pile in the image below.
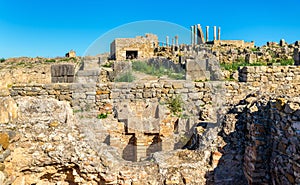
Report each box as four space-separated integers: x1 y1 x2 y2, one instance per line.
213 39 297 64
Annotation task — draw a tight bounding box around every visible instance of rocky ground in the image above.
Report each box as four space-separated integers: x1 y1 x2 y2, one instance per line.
0 96 221 184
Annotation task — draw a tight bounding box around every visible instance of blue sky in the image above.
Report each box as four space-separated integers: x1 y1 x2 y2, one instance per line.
1 0 300 58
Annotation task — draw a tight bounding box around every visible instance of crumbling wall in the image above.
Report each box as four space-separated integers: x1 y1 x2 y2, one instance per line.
0 65 51 89
242 96 300 185
213 40 254 48
270 97 300 184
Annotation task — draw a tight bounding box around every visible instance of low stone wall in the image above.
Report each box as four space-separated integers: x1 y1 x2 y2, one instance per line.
213 40 254 48
243 96 300 185
8 79 300 114
0 65 51 89
270 97 300 184
9 80 213 118
10 84 73 102
239 66 300 83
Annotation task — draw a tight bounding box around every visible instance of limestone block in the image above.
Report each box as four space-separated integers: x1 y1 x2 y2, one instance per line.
172 82 183 89
0 133 9 149
16 97 74 125
0 97 18 124
185 59 209 81
51 64 75 78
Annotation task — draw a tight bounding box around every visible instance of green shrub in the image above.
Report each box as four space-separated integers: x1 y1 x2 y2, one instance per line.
60 57 76 62
220 58 267 71
220 62 245 71
16 61 26 66
73 109 83 113
167 95 183 116
97 113 108 119
132 61 185 80
279 59 294 66
45 59 56 63
103 62 112 68
251 47 259 52
0 58 5 63
114 71 135 82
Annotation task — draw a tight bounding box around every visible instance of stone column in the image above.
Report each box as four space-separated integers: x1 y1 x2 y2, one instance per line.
175 35 179 47
136 135 147 162
197 24 205 44
218 27 221 40
194 25 197 46
171 38 174 51
166 36 169 47
206 26 209 42
196 24 200 45
191 26 194 45
213 26 217 41
294 48 300 65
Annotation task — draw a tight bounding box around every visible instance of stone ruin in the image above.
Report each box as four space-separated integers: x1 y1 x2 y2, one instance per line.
65 49 76 58
1 28 300 184
110 33 158 61
190 24 254 48
1 64 300 184
51 64 75 83
112 101 169 162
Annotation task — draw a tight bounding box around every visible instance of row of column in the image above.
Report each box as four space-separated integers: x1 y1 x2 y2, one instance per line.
165 35 179 47
191 24 221 45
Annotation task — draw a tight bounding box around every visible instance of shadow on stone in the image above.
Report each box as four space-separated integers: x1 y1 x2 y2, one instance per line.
122 135 137 162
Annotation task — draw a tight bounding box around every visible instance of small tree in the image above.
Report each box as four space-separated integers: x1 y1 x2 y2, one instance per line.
167 95 183 116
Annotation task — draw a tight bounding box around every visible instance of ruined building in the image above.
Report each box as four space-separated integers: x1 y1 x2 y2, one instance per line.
65 50 76 58
110 33 158 61
191 24 255 48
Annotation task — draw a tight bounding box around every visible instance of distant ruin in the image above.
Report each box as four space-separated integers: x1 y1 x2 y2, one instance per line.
190 24 254 48
110 33 158 61
65 49 76 58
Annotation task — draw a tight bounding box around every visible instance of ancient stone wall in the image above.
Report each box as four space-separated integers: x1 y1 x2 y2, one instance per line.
239 66 300 83
270 97 300 184
8 81 212 109
212 40 254 48
51 64 75 83
242 96 300 185
0 65 51 89
212 40 295 64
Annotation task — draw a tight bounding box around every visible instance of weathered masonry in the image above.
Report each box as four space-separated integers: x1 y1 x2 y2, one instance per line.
110 34 158 61
51 64 75 83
